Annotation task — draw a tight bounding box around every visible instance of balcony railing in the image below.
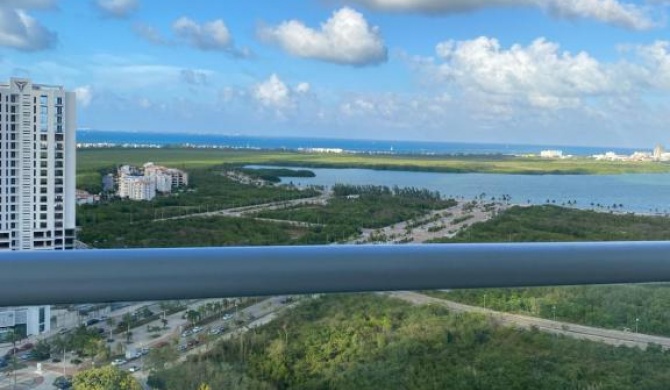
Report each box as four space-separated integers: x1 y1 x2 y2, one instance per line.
2 242 670 306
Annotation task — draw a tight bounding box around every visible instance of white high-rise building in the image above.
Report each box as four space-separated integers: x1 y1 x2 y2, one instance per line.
0 78 76 337
0 78 76 250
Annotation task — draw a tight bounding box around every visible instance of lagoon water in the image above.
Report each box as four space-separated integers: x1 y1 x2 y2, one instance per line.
250 166 670 214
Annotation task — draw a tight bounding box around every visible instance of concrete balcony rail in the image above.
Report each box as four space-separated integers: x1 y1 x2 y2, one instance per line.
2 242 670 306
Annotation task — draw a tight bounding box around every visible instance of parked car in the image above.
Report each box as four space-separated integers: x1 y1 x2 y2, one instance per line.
222 313 233 321
53 375 73 389
111 358 127 366
128 365 141 373
83 318 100 327
209 327 223 335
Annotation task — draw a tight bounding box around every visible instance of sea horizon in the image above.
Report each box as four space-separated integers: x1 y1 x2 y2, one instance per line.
76 129 648 157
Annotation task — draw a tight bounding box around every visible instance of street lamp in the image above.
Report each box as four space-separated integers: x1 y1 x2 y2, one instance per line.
552 305 556 322
636 317 639 333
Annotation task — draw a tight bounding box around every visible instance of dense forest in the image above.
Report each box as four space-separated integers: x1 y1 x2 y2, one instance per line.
149 294 670 389
430 205 670 336
431 204 670 243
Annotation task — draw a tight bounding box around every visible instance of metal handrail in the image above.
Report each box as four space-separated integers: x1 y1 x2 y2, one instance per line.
2 242 670 306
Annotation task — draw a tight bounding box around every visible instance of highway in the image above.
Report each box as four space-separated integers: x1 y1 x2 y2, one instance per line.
388 291 670 350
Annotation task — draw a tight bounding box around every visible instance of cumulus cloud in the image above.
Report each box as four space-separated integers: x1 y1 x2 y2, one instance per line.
634 40 670 89
94 0 139 18
545 0 655 30
134 17 251 57
172 17 232 51
259 7 387 66
74 85 94 107
419 36 619 109
248 74 317 120
253 74 293 109
0 7 57 51
345 0 657 30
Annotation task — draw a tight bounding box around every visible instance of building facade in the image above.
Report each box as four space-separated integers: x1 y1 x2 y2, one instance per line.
117 163 188 200
0 306 50 337
0 78 76 337
0 78 76 251
118 175 156 201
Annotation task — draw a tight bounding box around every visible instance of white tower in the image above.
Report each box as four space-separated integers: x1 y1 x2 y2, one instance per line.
0 78 76 337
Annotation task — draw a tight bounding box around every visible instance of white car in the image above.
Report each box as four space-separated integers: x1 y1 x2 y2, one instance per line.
222 314 233 321
128 366 141 373
111 359 127 366
192 326 202 334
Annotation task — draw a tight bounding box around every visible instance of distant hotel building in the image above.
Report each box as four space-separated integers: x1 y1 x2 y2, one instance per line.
117 163 188 201
540 150 563 158
0 78 77 336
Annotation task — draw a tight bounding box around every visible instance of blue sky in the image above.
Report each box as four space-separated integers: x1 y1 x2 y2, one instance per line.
1 0 670 147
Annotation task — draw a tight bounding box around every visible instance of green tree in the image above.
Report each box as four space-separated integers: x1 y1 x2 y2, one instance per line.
185 309 200 326
145 345 179 371
73 366 141 390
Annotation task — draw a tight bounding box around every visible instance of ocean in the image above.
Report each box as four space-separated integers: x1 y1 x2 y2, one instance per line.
76 130 643 157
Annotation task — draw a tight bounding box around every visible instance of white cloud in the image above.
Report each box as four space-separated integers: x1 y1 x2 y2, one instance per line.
259 7 387 66
345 0 657 30
172 17 232 51
253 74 293 109
545 0 655 30
74 85 94 107
421 36 619 109
634 40 670 89
95 0 139 18
134 17 251 57
295 82 311 93
0 7 57 51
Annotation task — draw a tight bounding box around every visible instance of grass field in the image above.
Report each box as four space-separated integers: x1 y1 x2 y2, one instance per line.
77 148 670 190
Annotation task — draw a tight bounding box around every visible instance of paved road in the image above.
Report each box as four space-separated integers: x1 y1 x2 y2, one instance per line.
388 291 670 350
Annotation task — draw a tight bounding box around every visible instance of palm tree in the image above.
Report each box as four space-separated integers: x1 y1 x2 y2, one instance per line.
185 310 200 327
212 301 222 316
106 317 116 340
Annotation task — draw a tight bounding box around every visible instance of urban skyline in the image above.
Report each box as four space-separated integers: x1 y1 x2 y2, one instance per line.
1 1 670 147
